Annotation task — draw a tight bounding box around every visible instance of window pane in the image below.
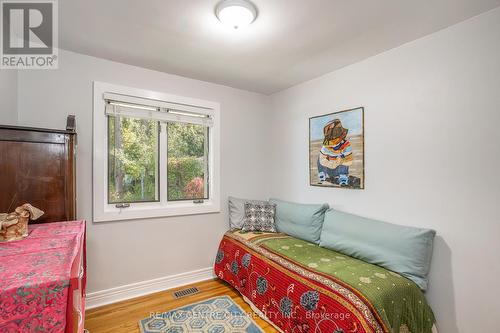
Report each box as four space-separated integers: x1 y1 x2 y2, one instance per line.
108 115 159 203
167 122 209 201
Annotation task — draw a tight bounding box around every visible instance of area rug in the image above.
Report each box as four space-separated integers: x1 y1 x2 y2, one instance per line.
139 295 265 333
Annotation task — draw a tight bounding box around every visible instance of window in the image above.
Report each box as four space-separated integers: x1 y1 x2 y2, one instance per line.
93 82 220 222
108 115 160 204
167 122 209 201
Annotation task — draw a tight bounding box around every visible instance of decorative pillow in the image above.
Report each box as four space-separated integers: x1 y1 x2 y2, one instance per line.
319 209 436 290
269 198 329 244
228 196 268 230
241 202 277 233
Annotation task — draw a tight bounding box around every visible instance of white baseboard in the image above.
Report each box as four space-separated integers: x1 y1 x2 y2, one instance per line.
86 267 215 309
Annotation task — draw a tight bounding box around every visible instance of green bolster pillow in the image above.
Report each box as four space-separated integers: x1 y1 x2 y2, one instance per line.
270 198 329 244
319 209 436 290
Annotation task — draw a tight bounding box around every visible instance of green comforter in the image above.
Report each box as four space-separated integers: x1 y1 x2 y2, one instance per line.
252 233 436 333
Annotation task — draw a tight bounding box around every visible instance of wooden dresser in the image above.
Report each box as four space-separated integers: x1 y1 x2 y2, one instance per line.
0 117 76 222
0 116 85 333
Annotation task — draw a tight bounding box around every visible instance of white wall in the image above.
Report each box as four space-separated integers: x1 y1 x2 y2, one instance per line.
16 50 271 293
0 70 18 125
269 8 500 333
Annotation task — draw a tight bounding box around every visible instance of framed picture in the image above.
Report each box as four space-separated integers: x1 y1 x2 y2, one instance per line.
309 107 364 189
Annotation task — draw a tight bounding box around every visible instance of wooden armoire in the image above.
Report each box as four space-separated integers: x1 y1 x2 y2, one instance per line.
0 116 77 223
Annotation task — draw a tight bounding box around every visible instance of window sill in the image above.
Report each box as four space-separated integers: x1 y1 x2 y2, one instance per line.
93 201 220 222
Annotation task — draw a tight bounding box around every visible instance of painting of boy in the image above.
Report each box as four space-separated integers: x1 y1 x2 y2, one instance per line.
309 107 364 189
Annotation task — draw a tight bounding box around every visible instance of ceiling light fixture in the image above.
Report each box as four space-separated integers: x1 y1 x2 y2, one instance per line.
215 0 258 30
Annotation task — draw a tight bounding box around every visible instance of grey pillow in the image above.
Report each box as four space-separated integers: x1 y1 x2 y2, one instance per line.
319 209 436 290
228 196 268 229
241 202 277 233
270 198 329 244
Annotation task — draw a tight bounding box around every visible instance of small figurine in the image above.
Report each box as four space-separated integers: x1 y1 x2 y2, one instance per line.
0 204 44 242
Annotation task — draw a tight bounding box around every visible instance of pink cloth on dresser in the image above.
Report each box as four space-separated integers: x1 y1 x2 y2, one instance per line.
0 221 85 333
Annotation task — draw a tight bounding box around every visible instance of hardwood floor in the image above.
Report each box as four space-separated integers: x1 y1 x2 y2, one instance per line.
84 279 279 333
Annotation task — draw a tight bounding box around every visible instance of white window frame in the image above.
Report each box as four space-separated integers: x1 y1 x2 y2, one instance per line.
93 81 220 222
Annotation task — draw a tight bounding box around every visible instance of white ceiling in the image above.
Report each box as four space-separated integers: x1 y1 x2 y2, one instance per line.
60 0 500 94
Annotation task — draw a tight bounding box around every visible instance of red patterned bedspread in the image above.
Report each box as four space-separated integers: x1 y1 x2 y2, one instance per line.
215 230 437 333
0 221 86 333
215 231 387 333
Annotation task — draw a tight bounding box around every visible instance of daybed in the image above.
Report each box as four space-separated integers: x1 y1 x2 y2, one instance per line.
214 229 437 333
